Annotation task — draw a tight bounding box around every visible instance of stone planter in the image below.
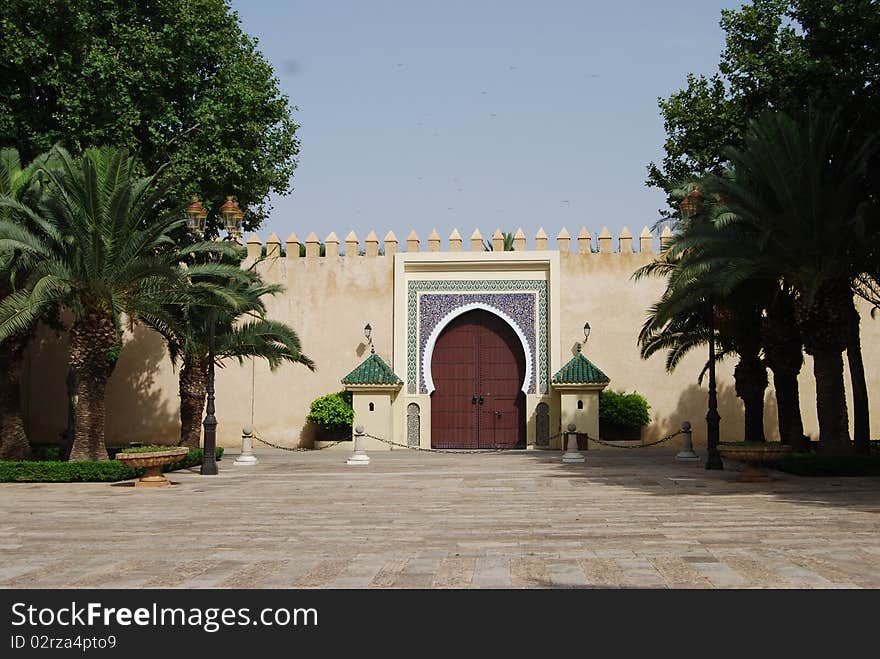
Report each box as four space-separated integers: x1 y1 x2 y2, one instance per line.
717 443 793 482
116 447 189 488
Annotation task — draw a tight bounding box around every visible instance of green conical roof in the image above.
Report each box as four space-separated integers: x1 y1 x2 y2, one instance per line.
551 352 609 385
341 353 402 386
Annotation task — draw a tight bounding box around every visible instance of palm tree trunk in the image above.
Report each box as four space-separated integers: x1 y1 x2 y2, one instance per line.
0 336 30 460
846 301 870 455
178 358 208 448
773 370 806 449
763 292 805 449
67 312 117 462
812 348 851 453
734 351 767 442
797 283 852 454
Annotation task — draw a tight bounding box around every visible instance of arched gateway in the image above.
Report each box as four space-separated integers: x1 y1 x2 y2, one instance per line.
337 249 611 452
429 309 526 449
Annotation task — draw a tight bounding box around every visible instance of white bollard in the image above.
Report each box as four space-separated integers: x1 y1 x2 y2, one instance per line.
562 423 585 463
234 425 258 465
346 425 370 466
675 421 700 462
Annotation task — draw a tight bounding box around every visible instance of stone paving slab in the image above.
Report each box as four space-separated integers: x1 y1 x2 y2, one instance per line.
1 449 878 589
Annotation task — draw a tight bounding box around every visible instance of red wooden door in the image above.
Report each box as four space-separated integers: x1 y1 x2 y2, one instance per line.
430 309 526 449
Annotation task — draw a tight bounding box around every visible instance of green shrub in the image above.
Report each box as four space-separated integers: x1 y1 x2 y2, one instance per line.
599 390 650 428
30 444 64 461
165 447 224 471
0 447 224 483
306 391 354 431
0 461 138 482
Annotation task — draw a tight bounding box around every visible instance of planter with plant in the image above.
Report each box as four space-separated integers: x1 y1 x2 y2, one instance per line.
306 391 354 441
598 390 651 441
115 445 189 487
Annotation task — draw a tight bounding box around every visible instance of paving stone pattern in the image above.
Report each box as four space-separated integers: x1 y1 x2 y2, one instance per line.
1 450 878 589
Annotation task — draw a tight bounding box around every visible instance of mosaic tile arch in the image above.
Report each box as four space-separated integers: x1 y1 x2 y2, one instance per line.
407 279 548 395
422 300 534 395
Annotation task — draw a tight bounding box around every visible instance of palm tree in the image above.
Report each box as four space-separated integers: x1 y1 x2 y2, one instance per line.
661 206 809 449
0 147 48 460
147 252 315 447
703 109 879 453
483 231 515 251
0 146 224 461
635 240 769 443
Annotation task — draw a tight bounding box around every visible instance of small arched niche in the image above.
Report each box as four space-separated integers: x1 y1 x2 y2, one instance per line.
406 403 420 447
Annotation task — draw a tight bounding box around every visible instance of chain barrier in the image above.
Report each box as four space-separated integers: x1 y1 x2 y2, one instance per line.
250 427 683 453
251 430 343 451
363 432 567 454
579 429 684 450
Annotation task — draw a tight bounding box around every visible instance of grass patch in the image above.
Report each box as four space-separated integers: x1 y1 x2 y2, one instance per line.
0 447 224 483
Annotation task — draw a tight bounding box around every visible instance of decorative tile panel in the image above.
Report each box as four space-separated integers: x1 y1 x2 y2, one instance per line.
407 279 548 394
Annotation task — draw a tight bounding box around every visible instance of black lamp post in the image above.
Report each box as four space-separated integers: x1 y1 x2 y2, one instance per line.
185 195 244 475
679 186 723 470
705 299 723 470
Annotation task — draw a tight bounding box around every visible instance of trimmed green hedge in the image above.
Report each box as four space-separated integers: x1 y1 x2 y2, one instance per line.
306 391 354 434
599 390 650 428
0 461 138 482
0 447 224 483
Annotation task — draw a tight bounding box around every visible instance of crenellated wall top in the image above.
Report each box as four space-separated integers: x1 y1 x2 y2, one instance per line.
243 226 662 259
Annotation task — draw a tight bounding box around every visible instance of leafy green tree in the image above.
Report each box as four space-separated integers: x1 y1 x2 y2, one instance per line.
0 146 236 461
647 0 880 221
0 0 299 232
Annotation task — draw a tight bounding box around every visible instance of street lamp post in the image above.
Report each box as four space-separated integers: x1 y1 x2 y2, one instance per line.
705 299 723 470
185 195 244 476
678 185 723 471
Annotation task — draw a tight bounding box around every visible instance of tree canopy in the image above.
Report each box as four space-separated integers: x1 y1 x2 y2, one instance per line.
647 0 880 220
0 0 299 233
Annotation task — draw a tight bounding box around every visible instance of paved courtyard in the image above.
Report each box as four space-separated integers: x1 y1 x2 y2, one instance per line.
1 448 878 588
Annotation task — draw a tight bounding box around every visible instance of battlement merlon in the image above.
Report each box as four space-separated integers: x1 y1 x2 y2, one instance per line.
241 226 663 273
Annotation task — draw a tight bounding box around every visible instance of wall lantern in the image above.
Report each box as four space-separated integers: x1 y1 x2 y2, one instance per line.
364 323 374 353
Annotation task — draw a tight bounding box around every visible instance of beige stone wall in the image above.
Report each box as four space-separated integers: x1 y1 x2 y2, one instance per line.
19 226 880 450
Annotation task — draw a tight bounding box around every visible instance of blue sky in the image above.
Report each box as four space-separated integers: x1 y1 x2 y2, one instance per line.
231 0 742 246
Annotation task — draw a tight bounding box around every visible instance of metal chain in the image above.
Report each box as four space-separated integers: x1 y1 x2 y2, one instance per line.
362 432 566 454
579 429 683 449
364 430 682 452
250 427 682 453
251 431 343 451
